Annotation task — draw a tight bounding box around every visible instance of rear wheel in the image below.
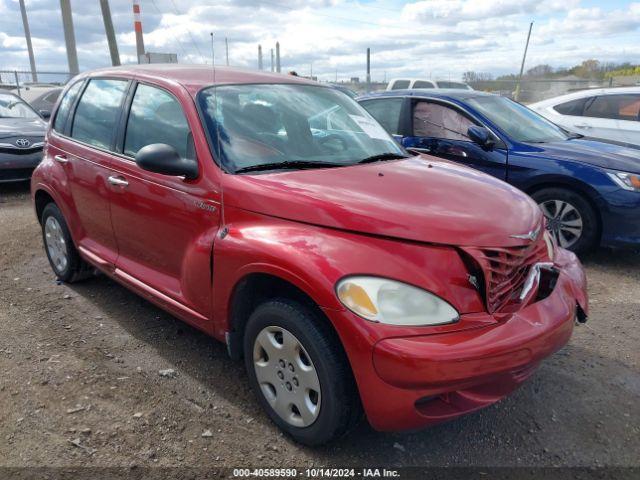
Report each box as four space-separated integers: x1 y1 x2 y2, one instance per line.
531 188 598 253
41 203 93 282
243 299 361 446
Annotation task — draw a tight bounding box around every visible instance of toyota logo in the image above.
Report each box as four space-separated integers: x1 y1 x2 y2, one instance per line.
15 138 31 148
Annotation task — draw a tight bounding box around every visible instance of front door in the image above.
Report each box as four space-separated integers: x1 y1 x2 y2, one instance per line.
403 100 509 181
106 83 221 321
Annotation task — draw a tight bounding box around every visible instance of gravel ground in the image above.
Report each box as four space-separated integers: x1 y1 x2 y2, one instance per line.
0 182 638 472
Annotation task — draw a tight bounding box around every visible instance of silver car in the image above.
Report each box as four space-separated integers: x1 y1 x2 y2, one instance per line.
0 91 47 183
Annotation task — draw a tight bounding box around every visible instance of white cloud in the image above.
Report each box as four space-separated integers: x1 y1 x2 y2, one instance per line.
0 0 639 82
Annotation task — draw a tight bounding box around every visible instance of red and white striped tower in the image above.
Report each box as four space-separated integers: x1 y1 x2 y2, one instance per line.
132 0 145 63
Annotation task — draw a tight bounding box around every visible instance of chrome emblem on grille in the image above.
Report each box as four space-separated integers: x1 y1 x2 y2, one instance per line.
510 225 541 242
15 138 31 148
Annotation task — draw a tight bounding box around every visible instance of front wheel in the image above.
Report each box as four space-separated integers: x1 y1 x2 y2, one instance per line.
531 188 598 253
243 299 361 446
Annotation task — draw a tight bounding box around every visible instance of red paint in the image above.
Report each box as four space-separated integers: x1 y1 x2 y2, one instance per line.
31 66 588 432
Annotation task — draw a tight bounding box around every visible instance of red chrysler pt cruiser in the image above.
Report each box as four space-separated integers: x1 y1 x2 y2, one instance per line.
31 65 588 445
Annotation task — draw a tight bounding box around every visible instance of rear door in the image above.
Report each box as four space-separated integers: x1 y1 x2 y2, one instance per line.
48 77 130 267
578 94 640 144
106 81 220 322
404 99 508 180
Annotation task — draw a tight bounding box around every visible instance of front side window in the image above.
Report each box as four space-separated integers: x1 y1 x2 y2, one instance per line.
124 84 192 159
553 97 588 116
53 82 83 132
71 79 128 150
0 93 39 119
583 95 640 121
413 101 475 141
391 80 410 90
466 95 569 143
198 83 404 173
360 98 403 135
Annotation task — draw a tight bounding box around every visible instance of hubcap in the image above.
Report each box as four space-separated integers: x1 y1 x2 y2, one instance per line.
44 216 68 273
539 199 583 249
253 326 321 427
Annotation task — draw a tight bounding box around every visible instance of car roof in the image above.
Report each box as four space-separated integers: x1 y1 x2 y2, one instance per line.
531 86 640 107
78 64 318 96
358 89 492 101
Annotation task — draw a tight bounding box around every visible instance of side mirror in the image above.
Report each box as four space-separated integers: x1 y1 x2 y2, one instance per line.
467 125 494 149
135 143 198 179
39 110 51 119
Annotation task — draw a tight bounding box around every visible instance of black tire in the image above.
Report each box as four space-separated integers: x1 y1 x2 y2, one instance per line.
41 203 93 283
531 187 599 254
243 298 361 446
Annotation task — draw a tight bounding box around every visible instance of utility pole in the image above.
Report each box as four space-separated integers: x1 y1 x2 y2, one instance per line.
19 0 37 82
275 41 281 73
59 0 79 75
225 37 229 66
258 45 263 70
270 48 274 72
366 48 371 92
100 0 120 66
132 0 145 63
514 22 533 102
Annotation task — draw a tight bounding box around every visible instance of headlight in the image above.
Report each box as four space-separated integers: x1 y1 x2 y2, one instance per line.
336 276 459 326
543 229 555 260
607 171 640 191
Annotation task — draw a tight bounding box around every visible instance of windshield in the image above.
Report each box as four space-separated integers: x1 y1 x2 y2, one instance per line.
466 95 569 143
0 93 40 119
198 84 405 173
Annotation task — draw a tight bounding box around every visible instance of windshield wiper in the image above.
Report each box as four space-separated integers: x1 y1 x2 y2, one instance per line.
234 160 343 174
356 153 409 164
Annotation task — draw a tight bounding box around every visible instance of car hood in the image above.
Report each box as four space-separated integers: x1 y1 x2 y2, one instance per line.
521 138 640 173
0 117 47 139
223 156 542 247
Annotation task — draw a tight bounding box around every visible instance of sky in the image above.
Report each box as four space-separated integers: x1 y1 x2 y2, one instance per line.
0 0 639 82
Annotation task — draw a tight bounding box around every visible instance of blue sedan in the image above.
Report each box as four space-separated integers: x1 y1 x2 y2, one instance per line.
358 89 640 253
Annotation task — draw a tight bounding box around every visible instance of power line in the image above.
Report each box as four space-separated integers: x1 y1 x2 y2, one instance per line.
167 0 206 62
148 0 190 61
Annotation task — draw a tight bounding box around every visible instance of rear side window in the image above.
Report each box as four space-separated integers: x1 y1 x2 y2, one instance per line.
437 81 467 89
553 97 588 116
124 84 192 159
71 79 128 149
390 80 410 90
583 95 640 121
53 82 83 133
359 98 403 135
413 81 434 89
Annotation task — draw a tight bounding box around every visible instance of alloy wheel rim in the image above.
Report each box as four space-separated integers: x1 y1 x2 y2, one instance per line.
253 326 321 427
44 216 68 273
539 199 583 249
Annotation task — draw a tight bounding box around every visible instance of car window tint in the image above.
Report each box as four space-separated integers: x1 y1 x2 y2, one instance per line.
584 95 640 121
413 81 434 89
53 82 83 133
359 98 403 135
413 101 474 141
437 81 467 89
553 97 588 116
71 79 128 149
124 84 192 159
391 80 410 90
616 95 640 121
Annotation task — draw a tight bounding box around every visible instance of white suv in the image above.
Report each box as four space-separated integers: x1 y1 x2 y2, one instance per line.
529 87 640 147
386 78 473 91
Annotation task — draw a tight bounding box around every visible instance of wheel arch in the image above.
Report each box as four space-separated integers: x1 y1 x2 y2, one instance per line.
34 188 57 224
225 272 342 362
524 179 603 245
